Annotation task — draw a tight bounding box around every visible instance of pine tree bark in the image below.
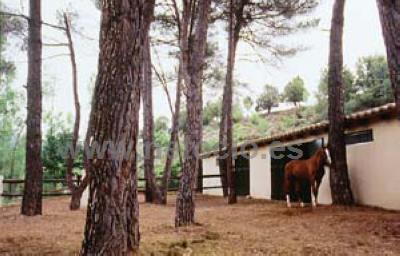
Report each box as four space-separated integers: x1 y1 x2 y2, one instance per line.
141 0 160 204
142 38 155 203
377 0 400 119
21 0 43 216
225 1 238 205
80 1 147 253
328 0 354 206
175 0 211 227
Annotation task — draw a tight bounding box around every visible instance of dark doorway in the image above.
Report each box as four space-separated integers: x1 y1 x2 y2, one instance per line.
270 139 323 202
235 154 250 196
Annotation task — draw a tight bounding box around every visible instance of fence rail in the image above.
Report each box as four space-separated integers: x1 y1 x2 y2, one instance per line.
0 173 224 197
1 178 81 197
2 179 80 184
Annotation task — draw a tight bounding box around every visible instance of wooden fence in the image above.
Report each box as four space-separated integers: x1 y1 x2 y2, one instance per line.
0 174 223 198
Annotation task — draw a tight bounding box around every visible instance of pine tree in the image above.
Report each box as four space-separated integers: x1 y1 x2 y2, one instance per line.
21 0 43 216
328 0 354 206
80 1 150 253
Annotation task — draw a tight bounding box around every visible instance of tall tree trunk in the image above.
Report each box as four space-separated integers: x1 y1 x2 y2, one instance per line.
377 0 400 118
175 0 211 227
219 0 247 203
197 70 204 194
160 62 183 204
225 0 242 205
141 2 160 203
218 112 229 196
80 1 147 253
62 13 85 211
21 0 43 216
328 0 354 206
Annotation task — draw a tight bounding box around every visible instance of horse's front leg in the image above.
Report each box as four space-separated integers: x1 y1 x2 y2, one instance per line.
310 179 318 208
284 176 292 208
286 194 292 208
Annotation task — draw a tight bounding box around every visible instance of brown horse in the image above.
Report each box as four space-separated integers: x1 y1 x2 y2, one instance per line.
284 147 331 208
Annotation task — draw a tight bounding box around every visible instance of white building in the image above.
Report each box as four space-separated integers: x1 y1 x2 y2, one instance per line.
201 103 400 210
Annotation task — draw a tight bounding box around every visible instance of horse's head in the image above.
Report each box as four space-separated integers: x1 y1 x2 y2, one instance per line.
320 146 332 167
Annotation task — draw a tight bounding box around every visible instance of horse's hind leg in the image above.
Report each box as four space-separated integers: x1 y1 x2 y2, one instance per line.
310 179 318 208
295 182 304 208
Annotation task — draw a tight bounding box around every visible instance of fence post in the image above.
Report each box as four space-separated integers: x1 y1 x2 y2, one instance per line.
76 175 82 186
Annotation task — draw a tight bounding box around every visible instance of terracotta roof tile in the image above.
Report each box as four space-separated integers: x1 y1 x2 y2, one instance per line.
201 103 397 158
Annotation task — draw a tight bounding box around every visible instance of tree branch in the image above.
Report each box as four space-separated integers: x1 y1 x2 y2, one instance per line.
43 43 69 47
0 11 66 31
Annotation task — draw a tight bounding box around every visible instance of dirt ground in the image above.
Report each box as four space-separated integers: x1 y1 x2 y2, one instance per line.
0 195 400 255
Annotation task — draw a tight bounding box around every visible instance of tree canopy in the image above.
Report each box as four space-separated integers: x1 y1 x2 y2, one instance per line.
256 84 280 114
315 55 393 119
283 76 309 106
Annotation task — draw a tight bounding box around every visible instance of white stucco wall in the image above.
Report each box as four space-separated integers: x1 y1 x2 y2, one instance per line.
346 120 400 210
202 119 400 210
317 165 333 205
317 120 400 210
271 120 400 210
202 156 223 196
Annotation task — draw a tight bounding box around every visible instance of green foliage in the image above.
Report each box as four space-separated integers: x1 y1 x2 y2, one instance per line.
0 84 25 179
0 4 16 86
0 127 25 179
315 67 355 121
283 76 308 106
233 123 255 143
249 112 269 134
203 100 220 126
350 55 393 112
153 115 171 150
202 99 243 126
42 112 84 179
0 9 26 179
154 116 170 132
203 41 225 89
242 96 253 112
232 104 244 123
255 84 280 114
0 3 26 59
153 159 181 189
214 0 319 65
154 130 170 148
315 55 393 120
202 137 219 153
316 67 356 102
281 115 296 129
178 108 187 132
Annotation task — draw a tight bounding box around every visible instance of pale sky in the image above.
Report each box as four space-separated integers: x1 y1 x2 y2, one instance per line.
3 0 386 136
